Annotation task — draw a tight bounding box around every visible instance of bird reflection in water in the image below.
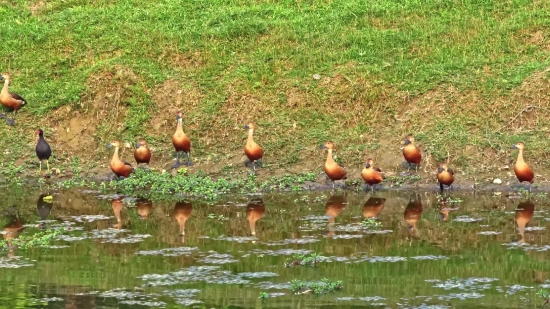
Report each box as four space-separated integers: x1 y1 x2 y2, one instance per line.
174 201 192 243
36 193 53 229
136 198 153 220
437 194 457 222
515 200 534 244
246 198 265 237
362 196 386 219
325 195 346 237
3 206 24 257
403 194 423 238
111 197 124 229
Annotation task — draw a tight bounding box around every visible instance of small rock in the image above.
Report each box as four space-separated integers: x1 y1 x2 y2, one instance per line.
313 74 321 80
501 165 509 170
493 178 502 184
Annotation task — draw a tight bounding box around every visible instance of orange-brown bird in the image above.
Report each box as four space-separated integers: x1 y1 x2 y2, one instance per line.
107 140 134 179
402 134 421 174
243 123 264 171
361 158 384 191
0 73 27 126
320 141 347 189
511 142 534 192
437 162 454 191
172 111 192 168
134 138 151 166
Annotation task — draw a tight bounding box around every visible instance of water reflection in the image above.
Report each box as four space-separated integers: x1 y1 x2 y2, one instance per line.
174 201 192 243
438 195 456 221
325 195 346 237
404 194 423 237
3 207 24 257
136 198 153 220
111 197 124 229
36 193 53 229
246 198 265 237
362 196 386 219
515 200 535 243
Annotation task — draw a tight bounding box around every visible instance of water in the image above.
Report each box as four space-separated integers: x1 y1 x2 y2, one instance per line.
1 189 550 308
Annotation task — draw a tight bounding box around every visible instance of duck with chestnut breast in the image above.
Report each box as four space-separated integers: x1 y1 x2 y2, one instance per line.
35 129 52 173
361 158 384 192
437 162 454 191
107 140 134 179
134 138 151 166
319 141 347 189
510 142 534 191
243 123 264 171
0 73 27 126
402 134 421 175
172 112 192 168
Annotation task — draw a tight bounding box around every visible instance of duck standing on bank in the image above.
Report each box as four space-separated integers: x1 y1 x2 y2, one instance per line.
402 134 421 175
0 73 27 126
319 141 347 189
361 158 384 192
510 142 534 191
35 129 52 173
437 162 454 191
134 138 151 167
107 140 134 180
172 111 192 168
243 123 264 171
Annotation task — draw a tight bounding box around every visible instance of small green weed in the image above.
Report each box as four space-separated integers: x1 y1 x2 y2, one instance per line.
537 289 550 308
285 253 320 267
0 229 64 250
290 278 343 295
362 218 382 230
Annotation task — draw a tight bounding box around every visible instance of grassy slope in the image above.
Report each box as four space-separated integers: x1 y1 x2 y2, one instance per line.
1 0 550 179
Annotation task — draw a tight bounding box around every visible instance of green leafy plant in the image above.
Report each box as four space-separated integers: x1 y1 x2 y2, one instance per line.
290 278 343 295
285 253 320 267
362 218 382 230
0 228 64 250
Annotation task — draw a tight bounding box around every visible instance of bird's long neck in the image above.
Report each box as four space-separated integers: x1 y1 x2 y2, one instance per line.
247 129 255 145
112 146 121 163
1 80 8 94
326 149 335 164
176 119 184 134
517 149 525 164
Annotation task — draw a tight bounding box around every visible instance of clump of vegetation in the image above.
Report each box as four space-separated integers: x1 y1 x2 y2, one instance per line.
258 292 269 299
384 175 422 187
0 229 64 250
437 195 463 204
538 289 550 308
290 278 343 295
285 253 320 267
362 218 382 230
107 169 316 201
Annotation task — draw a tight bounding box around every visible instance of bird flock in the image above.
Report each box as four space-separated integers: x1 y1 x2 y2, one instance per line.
0 73 535 191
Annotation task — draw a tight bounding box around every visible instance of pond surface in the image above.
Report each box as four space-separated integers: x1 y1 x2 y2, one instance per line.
1 189 550 308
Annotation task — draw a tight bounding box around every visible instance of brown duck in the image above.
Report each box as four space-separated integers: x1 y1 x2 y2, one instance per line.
402 134 421 173
134 138 151 166
0 73 27 125
107 140 134 179
361 158 384 191
172 111 192 168
437 162 455 191
244 123 264 171
320 141 347 188
510 142 534 191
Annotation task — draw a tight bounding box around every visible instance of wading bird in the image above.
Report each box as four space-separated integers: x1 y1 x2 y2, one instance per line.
0 73 27 126
437 162 454 191
107 140 134 179
243 123 264 171
172 112 192 168
510 142 534 192
35 129 52 173
319 141 347 189
402 134 421 174
361 158 384 191
134 138 151 166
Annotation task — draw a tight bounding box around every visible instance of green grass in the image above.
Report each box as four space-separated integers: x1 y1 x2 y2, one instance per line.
1 0 550 175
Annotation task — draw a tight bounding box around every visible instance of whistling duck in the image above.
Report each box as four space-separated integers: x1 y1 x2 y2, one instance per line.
35 129 52 173
325 195 346 237
246 198 265 237
402 134 421 174
437 162 455 191
319 141 347 189
515 200 535 243
136 198 153 220
361 158 384 191
107 140 134 179
404 194 423 237
134 138 151 166
0 73 27 126
174 201 192 241
37 193 53 229
111 197 124 229
511 142 535 191
362 197 386 219
172 111 193 168
243 123 264 171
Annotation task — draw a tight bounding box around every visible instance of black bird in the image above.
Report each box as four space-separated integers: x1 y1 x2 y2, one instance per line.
35 129 52 173
37 194 53 229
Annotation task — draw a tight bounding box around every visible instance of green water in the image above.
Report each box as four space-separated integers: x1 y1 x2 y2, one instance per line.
1 189 549 308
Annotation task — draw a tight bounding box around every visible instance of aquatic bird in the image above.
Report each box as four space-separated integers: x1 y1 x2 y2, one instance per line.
246 198 265 237
35 129 52 173
136 198 153 220
172 111 192 168
134 138 151 166
402 134 421 173
361 158 384 191
111 197 124 229
243 123 264 171
0 73 27 126
3 206 24 242
404 194 423 237
37 193 53 229
174 201 192 242
319 141 347 189
325 195 346 237
437 162 455 191
515 200 534 243
510 142 534 191
107 140 134 179
362 197 386 219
